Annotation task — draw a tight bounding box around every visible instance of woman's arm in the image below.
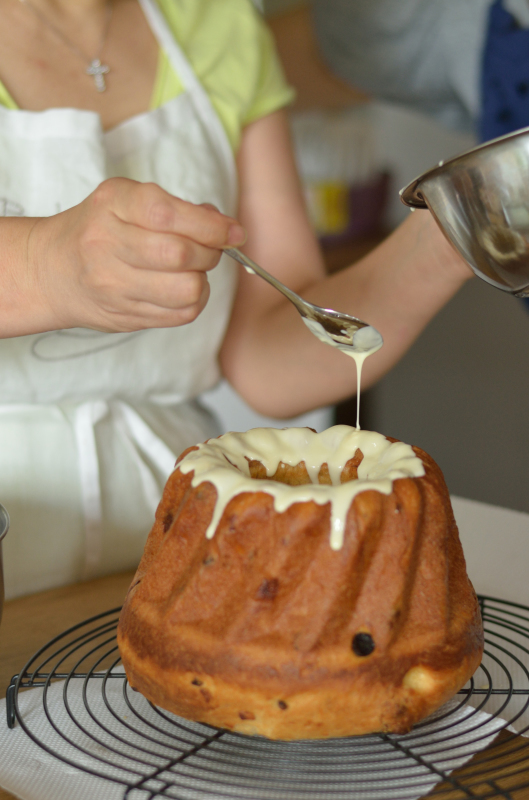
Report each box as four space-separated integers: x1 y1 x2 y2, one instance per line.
0 178 246 337
220 109 472 418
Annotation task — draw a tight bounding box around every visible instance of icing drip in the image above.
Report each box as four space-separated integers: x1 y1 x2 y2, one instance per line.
349 327 384 430
176 425 425 550
302 319 383 429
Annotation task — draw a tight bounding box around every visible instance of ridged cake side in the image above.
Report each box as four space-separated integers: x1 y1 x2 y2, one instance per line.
117 439 483 739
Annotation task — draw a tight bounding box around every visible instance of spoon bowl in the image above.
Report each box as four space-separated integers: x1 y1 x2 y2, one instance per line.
224 248 383 354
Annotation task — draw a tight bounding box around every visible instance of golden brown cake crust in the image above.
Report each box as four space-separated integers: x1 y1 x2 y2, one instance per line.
117 438 484 739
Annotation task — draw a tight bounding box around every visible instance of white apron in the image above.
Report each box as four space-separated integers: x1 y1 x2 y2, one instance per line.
0 0 238 599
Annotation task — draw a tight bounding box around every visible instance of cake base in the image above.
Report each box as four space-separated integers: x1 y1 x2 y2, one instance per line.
119 626 482 738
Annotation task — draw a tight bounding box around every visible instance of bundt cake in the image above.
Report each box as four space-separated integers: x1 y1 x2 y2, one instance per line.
117 425 484 740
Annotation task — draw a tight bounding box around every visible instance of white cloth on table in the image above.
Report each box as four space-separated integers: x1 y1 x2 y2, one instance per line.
0 680 513 800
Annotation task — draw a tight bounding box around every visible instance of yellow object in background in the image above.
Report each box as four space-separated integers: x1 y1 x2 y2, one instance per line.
291 109 390 245
305 180 350 235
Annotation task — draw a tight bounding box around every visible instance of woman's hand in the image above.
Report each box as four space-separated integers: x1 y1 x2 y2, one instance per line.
12 177 246 335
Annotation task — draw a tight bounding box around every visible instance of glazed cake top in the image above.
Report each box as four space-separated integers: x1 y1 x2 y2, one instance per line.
176 425 425 550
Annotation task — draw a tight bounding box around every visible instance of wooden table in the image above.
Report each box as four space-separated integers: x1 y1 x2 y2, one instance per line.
1 572 529 800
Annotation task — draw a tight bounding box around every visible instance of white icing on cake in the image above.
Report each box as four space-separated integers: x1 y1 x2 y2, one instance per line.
302 319 383 429
302 318 383 358
176 425 425 550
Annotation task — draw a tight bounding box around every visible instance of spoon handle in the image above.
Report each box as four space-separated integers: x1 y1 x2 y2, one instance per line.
224 247 309 317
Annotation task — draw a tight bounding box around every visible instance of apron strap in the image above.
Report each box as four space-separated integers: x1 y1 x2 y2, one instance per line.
74 401 107 580
137 0 236 203
74 400 177 580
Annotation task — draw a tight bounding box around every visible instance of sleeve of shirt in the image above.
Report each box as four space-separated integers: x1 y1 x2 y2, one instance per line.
159 0 295 151
312 0 489 133
241 13 296 127
0 82 17 110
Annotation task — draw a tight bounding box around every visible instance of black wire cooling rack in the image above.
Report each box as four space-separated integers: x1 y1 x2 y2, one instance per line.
6 596 529 800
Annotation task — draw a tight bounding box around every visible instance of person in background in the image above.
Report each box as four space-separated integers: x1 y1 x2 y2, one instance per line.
311 0 529 146
310 0 529 301
0 0 470 600
269 0 529 295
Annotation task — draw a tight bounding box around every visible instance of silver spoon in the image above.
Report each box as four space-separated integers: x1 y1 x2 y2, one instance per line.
224 247 383 354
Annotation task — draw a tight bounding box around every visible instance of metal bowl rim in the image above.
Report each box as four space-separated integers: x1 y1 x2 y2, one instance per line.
0 503 9 543
400 123 529 208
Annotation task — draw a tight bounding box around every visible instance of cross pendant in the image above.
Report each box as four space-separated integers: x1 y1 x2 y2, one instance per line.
86 59 110 92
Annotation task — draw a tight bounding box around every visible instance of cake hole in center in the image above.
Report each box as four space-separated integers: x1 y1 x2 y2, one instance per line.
340 449 364 483
248 460 313 485
246 449 364 486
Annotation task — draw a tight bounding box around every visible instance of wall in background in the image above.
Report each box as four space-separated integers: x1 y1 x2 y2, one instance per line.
370 276 529 512
363 101 529 513
369 102 474 227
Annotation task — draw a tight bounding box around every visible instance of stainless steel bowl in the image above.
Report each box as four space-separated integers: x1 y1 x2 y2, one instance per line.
0 504 10 626
401 126 529 297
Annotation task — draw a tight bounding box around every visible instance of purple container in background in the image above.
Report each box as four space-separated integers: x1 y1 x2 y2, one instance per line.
319 171 391 248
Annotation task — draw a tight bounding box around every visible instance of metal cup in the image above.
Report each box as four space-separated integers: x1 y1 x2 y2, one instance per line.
400 126 529 297
0 504 10 626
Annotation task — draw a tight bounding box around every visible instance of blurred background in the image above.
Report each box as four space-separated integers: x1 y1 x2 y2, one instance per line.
203 0 529 514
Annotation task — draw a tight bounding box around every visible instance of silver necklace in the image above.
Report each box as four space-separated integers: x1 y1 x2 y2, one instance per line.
18 0 113 92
